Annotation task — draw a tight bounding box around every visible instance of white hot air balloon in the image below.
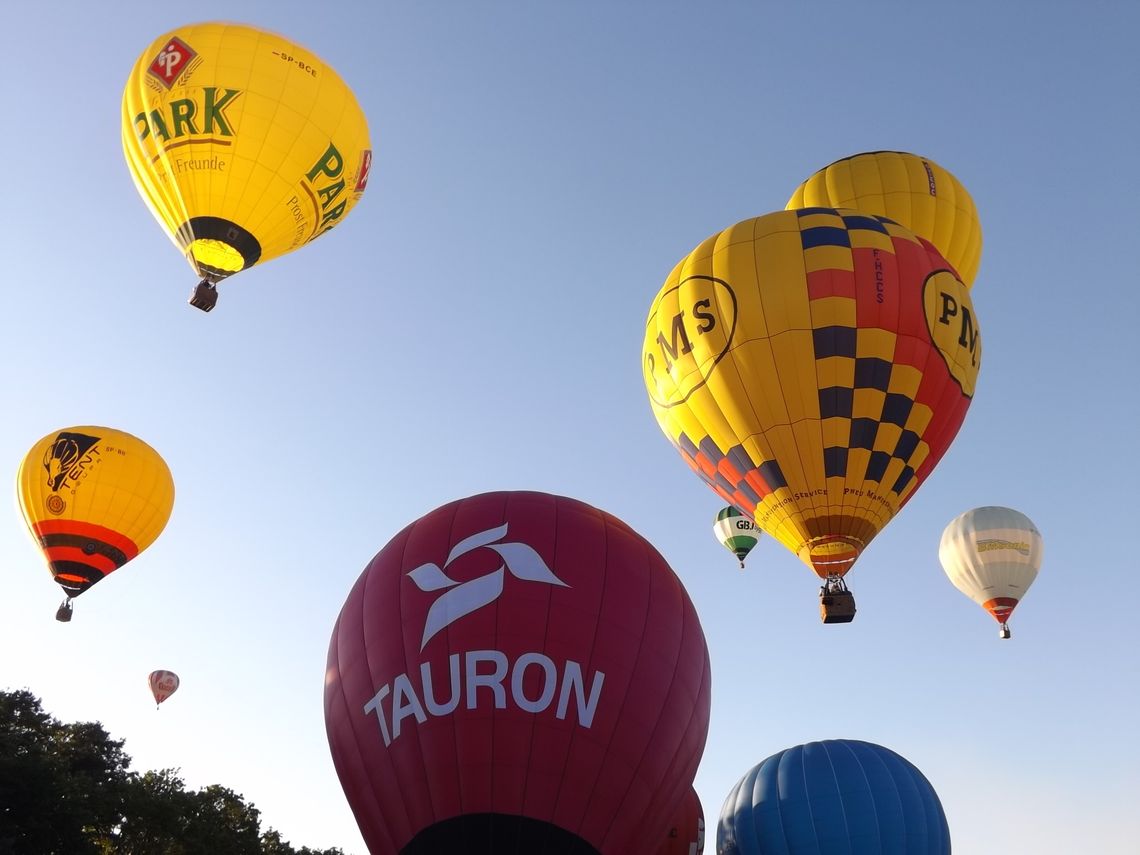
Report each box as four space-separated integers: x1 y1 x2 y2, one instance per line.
938 506 1043 639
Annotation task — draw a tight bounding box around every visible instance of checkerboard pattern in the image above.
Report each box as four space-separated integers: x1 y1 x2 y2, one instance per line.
801 208 927 500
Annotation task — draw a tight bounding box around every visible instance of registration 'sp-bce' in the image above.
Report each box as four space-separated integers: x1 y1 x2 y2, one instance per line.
324 491 712 854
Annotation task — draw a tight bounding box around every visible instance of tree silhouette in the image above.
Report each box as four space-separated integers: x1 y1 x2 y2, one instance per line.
0 690 345 855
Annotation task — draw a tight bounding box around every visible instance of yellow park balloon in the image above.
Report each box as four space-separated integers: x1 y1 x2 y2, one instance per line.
122 22 372 310
643 209 981 618
17 427 175 620
787 151 982 287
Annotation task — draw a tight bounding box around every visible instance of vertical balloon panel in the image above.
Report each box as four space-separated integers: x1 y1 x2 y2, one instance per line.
325 492 711 854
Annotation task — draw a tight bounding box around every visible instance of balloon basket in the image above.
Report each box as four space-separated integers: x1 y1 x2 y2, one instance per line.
819 577 856 624
999 624 1011 639
189 280 218 312
55 600 74 623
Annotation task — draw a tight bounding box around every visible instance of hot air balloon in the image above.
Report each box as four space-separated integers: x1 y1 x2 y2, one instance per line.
122 22 372 311
659 786 705 855
787 151 982 288
717 739 951 855
938 505 1043 639
324 491 712 855
643 209 981 623
713 507 759 569
149 670 180 709
16 427 175 621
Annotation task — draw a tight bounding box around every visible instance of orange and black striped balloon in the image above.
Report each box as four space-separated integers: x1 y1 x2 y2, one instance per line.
17 427 174 598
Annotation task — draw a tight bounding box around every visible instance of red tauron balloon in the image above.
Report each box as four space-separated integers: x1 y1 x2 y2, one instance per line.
657 786 705 855
324 491 712 855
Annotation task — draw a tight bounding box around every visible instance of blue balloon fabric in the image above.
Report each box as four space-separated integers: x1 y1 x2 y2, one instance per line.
716 739 950 854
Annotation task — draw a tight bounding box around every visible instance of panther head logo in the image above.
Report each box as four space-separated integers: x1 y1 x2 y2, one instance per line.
43 431 100 492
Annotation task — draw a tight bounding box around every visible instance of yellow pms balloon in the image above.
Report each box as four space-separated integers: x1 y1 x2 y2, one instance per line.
122 22 372 303
788 151 982 287
643 209 981 592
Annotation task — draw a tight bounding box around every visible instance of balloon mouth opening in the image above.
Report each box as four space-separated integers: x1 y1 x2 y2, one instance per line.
800 535 863 578
188 239 246 279
176 216 262 281
983 596 1019 622
401 812 600 855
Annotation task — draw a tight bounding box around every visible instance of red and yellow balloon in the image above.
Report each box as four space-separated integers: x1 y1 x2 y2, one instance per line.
643 209 981 613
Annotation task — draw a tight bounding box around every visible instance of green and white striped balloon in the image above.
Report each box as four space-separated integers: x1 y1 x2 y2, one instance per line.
713 507 760 569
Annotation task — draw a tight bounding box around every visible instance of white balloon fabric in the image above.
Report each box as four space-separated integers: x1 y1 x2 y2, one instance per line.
939 506 1043 638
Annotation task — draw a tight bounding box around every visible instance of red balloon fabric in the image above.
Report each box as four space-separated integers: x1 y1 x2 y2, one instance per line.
324 491 712 854
658 786 705 855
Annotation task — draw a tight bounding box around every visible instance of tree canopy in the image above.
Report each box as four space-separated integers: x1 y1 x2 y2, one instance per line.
0 689 346 855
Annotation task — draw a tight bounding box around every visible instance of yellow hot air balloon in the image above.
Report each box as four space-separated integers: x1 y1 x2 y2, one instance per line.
787 151 982 287
122 22 372 311
17 427 175 621
643 208 981 622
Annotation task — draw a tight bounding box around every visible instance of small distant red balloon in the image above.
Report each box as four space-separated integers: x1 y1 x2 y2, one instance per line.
148 670 179 708
324 491 712 854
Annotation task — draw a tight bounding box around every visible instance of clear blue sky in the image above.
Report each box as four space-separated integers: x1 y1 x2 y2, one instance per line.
2 2 1138 853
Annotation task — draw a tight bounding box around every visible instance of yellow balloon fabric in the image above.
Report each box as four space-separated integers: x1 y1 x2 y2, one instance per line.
643 209 981 580
122 22 372 284
17 427 175 598
787 151 982 288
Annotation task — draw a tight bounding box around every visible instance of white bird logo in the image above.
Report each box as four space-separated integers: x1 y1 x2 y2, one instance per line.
407 523 569 651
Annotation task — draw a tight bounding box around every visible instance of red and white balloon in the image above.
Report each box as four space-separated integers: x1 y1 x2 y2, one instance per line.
324 491 712 854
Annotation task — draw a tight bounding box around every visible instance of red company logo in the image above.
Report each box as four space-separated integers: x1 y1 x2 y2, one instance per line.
355 150 373 192
148 37 196 87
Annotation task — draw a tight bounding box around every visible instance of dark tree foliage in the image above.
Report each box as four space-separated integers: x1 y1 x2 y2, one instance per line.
0 690 346 855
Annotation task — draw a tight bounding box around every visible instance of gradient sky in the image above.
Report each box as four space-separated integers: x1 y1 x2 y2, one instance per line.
2 2 1138 853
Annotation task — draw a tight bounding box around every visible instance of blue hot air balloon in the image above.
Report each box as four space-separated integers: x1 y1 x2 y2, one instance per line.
717 739 950 855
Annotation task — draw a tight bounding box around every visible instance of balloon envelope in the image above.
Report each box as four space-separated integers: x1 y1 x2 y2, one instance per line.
122 22 372 288
717 739 950 854
939 505 1043 630
713 507 759 568
16 426 175 599
324 491 712 854
658 786 705 855
787 151 982 287
149 670 180 706
643 209 980 583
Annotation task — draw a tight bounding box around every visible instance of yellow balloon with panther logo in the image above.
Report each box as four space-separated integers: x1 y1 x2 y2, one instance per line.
122 22 372 311
17 427 175 621
643 209 981 621
787 151 982 288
